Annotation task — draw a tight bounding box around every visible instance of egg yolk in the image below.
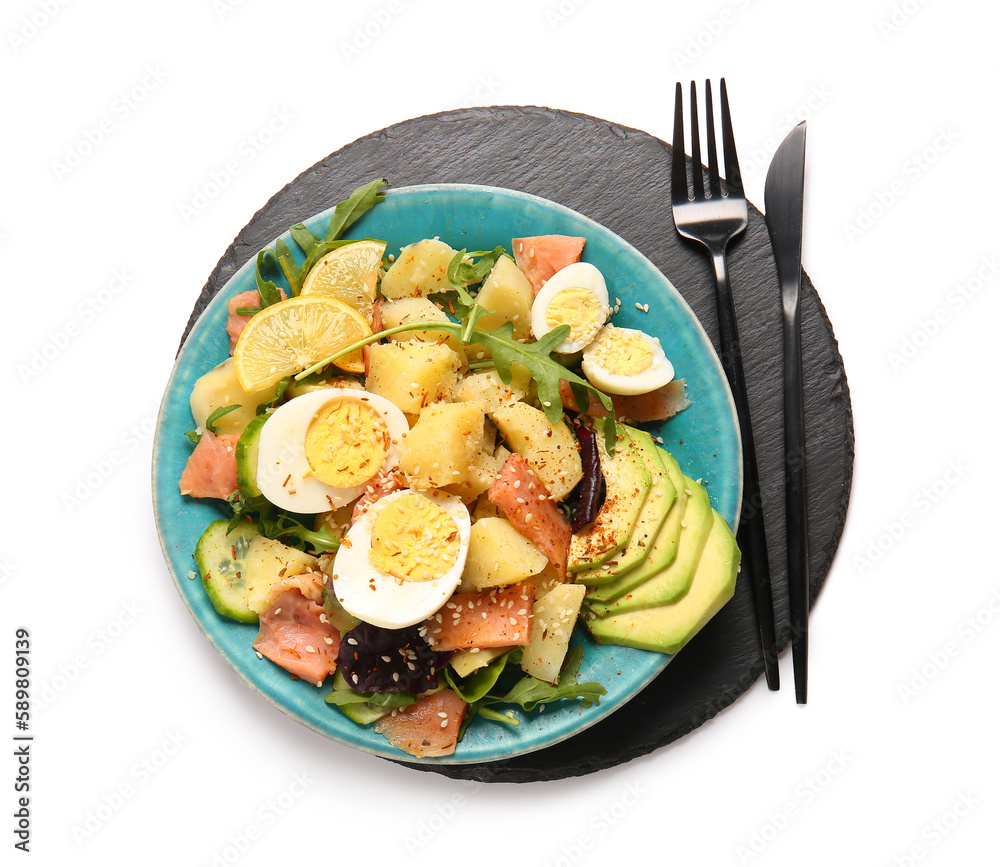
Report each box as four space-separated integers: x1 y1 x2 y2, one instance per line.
304 397 390 488
589 326 654 375
369 493 460 583
545 287 605 346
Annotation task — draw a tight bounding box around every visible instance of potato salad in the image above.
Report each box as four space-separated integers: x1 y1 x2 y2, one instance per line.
177 179 738 759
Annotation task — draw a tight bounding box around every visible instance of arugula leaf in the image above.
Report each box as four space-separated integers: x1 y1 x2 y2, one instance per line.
183 429 201 445
446 246 504 306
274 238 301 295
205 404 241 435
255 250 284 308
226 491 341 555
320 177 388 244
496 646 606 712
454 646 607 737
288 222 321 259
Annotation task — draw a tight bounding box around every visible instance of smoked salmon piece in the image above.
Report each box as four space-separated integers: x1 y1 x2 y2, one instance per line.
423 583 535 652
253 589 342 685
488 454 571 578
512 235 586 296
179 430 240 500
558 378 690 423
373 689 468 758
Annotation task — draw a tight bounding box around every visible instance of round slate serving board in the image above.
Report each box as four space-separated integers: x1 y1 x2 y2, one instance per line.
178 106 854 783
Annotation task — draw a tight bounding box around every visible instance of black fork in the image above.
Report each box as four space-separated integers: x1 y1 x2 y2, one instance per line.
671 79 779 691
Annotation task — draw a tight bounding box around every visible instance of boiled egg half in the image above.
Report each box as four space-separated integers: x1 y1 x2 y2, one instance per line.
330 489 471 629
581 325 675 395
256 388 408 513
530 262 611 353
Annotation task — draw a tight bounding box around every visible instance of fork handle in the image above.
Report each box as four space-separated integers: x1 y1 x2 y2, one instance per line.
711 251 780 690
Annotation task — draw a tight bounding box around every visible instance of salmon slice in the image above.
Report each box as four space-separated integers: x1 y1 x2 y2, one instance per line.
253 589 342 685
226 289 287 354
558 378 690 423
488 454 571 578
512 235 586 296
179 429 241 500
423 584 535 652
373 689 468 758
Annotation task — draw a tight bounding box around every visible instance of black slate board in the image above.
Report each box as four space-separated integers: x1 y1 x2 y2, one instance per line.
179 106 854 783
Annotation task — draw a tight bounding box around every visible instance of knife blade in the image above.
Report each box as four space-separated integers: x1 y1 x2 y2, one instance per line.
764 121 809 704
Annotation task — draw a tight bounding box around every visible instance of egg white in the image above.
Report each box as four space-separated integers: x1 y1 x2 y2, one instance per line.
581 325 675 396
255 388 409 514
530 262 611 353
330 489 471 629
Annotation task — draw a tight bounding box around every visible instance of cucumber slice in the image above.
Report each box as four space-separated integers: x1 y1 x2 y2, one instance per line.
194 519 260 623
235 414 267 498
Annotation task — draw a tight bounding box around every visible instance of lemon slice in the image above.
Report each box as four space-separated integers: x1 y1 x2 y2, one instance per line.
233 295 371 392
299 239 386 323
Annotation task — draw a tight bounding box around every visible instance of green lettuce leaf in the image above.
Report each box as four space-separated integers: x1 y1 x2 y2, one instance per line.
453 646 607 737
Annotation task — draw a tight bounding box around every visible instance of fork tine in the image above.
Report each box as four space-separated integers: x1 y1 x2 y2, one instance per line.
672 82 687 202
720 78 744 196
705 80 722 198
689 81 704 200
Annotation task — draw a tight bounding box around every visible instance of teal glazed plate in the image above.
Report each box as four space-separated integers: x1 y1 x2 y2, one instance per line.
152 184 742 765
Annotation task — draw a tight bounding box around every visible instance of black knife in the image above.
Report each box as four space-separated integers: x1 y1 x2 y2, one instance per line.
764 122 809 704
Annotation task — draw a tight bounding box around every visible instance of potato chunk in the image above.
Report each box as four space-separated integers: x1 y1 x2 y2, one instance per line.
453 363 531 412
380 297 466 361
400 401 485 490
366 341 462 414
490 402 583 501
521 583 587 684
462 517 548 590
473 254 534 340
244 537 320 615
381 238 457 299
189 357 270 436
442 448 504 503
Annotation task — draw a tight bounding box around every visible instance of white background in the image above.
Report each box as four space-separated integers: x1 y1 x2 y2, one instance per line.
3 0 997 865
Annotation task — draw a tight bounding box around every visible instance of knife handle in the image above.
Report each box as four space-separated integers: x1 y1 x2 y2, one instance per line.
711 251 780 690
784 290 810 704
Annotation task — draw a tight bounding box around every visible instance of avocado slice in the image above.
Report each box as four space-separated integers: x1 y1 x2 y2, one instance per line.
575 428 676 586
567 420 652 572
585 509 740 654
588 476 715 616
583 447 688 601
